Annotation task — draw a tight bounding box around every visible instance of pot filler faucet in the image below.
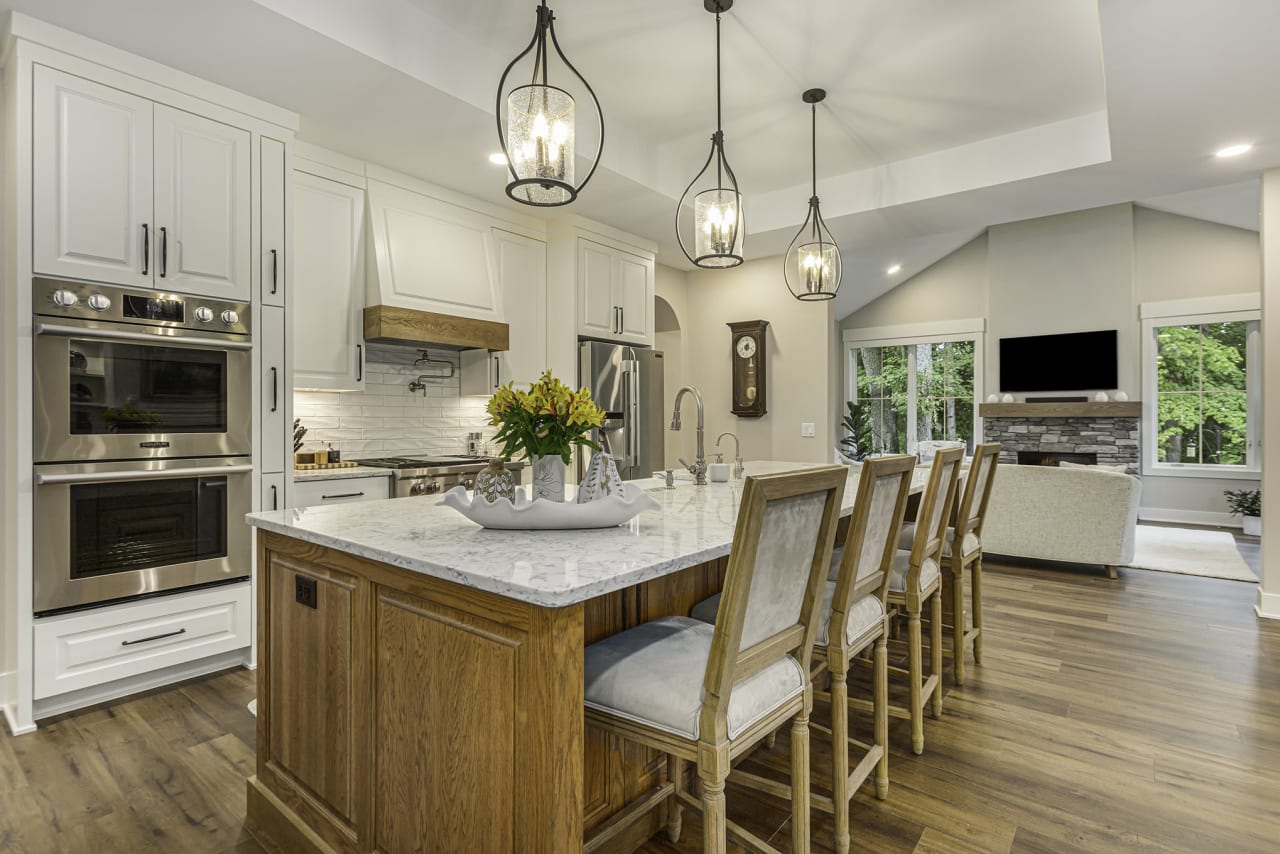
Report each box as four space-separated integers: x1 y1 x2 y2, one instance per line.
716 431 745 479
670 385 708 485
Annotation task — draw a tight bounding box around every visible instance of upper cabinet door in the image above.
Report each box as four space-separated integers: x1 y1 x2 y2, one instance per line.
153 105 251 301
614 253 653 345
577 239 616 339
366 180 501 322
292 171 366 391
260 137 287 307
493 229 547 388
33 66 155 288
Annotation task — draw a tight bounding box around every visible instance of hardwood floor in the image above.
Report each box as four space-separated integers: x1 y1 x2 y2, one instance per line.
2 549 1276 853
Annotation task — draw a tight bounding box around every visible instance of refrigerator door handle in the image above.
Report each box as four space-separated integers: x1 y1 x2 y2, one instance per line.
628 360 641 468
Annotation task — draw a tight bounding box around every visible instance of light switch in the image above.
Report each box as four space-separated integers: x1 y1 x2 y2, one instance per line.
801 422 816 438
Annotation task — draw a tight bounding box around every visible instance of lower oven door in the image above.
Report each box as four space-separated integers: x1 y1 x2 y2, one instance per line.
33 457 253 615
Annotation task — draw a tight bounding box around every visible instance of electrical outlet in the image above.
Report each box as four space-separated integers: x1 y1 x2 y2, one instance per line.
295 575 318 609
801 422 816 438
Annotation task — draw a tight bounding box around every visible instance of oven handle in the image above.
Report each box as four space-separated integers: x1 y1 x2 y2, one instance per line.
35 464 254 486
34 322 253 351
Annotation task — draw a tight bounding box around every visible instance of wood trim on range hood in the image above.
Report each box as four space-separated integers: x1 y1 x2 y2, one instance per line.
363 305 509 351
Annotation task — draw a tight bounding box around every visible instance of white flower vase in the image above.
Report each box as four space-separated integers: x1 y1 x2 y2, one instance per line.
1244 515 1261 536
531 454 567 503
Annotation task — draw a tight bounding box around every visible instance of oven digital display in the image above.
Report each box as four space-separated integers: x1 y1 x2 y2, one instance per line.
123 294 184 323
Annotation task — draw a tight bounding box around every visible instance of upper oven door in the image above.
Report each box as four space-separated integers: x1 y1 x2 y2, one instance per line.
33 316 253 462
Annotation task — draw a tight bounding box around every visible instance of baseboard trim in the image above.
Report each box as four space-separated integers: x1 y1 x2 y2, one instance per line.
1256 589 1280 621
32 648 249 721
3 702 37 736
1139 507 1239 528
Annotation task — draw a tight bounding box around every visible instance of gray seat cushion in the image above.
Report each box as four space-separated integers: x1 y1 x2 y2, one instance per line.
889 549 939 593
815 582 885 648
584 616 806 741
690 592 721 624
898 522 980 558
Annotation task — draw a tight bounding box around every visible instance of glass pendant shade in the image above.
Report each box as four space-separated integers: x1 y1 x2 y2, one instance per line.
506 85 576 205
496 1 602 207
786 199 842 300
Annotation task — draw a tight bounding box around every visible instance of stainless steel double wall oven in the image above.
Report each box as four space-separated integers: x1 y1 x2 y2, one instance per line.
32 277 253 614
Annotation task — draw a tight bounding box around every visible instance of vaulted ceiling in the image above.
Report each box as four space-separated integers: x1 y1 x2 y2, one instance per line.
7 0 1274 317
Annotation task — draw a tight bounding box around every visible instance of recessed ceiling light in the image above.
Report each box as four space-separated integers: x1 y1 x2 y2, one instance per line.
886 264 902 275
1215 143 1252 158
487 152 508 166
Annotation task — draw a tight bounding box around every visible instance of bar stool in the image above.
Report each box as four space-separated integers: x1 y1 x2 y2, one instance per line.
872 446 963 755
898 443 1001 683
582 466 848 854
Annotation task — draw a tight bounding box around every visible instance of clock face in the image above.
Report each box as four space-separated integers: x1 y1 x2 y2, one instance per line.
735 336 757 359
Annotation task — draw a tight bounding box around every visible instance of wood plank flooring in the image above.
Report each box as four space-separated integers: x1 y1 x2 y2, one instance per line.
2 545 1277 853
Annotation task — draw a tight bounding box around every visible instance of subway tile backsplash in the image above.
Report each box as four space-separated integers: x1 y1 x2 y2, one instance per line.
294 345 495 459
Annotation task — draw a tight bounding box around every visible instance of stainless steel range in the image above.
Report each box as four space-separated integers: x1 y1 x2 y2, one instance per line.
353 456 525 497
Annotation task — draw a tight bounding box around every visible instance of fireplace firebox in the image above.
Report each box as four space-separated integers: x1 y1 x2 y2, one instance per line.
1017 451 1099 467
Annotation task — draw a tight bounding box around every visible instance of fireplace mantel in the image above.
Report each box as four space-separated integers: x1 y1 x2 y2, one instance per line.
978 401 1142 418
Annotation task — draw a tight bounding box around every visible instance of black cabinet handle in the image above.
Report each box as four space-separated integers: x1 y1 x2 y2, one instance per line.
493 355 500 389
270 249 278 295
271 484 279 510
619 306 625 333
159 227 168 278
122 628 185 646
322 491 365 500
271 367 278 413
356 344 363 382
141 224 149 275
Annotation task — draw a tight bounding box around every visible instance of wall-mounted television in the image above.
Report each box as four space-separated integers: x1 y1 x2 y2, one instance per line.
999 330 1118 392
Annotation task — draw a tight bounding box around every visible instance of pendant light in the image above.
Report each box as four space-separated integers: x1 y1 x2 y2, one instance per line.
785 88 842 300
676 0 744 268
495 0 603 206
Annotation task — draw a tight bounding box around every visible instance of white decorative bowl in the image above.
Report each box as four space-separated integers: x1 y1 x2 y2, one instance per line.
439 485 661 530
1094 391 1110 401
1000 393 1015 403
1113 390 1129 401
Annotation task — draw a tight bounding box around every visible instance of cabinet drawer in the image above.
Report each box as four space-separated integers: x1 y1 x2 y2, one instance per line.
34 583 251 699
292 475 389 508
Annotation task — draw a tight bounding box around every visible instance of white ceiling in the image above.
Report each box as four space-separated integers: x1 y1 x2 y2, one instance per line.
4 0 1277 320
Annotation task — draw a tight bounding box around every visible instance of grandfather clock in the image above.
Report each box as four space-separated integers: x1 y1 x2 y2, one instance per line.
728 320 768 417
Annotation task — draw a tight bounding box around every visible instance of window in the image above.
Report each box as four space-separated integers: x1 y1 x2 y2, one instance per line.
846 337 977 456
1142 297 1260 477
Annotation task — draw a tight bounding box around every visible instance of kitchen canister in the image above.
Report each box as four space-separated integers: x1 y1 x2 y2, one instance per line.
578 452 624 503
474 458 516 503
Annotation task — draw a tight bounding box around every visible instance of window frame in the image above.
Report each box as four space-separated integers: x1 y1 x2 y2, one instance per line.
1140 295 1261 479
843 318 985 456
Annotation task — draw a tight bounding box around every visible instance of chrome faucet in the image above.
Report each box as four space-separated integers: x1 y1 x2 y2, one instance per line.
716 431 744 479
671 385 707 485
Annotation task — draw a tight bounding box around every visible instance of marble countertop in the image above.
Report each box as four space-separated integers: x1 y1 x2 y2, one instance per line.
292 466 395 482
248 461 928 608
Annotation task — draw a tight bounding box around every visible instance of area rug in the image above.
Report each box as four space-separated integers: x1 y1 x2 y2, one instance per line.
1125 525 1256 582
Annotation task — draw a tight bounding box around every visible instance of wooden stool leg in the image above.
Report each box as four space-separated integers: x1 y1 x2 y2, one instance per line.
971 557 985 664
666 755 683 843
699 767 728 854
791 710 812 854
951 559 967 685
908 605 924 755
874 632 889 799
830 663 851 854
930 591 944 718
765 730 777 750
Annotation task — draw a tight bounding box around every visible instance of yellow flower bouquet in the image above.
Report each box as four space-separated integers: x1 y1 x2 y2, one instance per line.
486 370 606 465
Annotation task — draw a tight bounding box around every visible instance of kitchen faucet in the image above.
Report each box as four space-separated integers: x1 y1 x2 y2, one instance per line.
716 431 745 479
670 386 707 485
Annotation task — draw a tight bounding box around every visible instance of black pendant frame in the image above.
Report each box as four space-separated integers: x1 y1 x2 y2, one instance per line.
784 88 842 301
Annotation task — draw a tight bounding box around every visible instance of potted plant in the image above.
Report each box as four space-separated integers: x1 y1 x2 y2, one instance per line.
487 370 605 502
838 400 873 461
1224 488 1261 536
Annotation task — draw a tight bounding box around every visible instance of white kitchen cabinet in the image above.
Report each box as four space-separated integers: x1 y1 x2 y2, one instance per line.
260 137 287 306
292 475 390 509
575 238 654 345
260 305 287 474
153 105 252 301
33 65 155 288
460 229 547 395
291 170 366 391
365 179 502 322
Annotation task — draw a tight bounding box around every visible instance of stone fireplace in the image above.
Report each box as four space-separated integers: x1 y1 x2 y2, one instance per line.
979 402 1141 475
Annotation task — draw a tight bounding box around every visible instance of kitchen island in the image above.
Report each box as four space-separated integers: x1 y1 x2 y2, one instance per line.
244 461 925 854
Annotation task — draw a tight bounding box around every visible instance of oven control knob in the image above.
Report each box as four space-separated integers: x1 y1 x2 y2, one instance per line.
194 307 214 323
86 293 112 312
52 289 79 308
220 309 240 326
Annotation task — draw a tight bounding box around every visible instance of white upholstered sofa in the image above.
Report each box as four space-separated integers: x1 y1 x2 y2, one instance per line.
981 464 1142 579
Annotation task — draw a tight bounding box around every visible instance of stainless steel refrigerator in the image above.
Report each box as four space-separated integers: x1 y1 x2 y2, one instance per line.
578 341 665 481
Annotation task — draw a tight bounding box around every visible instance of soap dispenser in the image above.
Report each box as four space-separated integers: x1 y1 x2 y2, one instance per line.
709 453 731 483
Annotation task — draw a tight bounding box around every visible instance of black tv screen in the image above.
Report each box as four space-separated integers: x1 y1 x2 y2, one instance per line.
999 330 1118 392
